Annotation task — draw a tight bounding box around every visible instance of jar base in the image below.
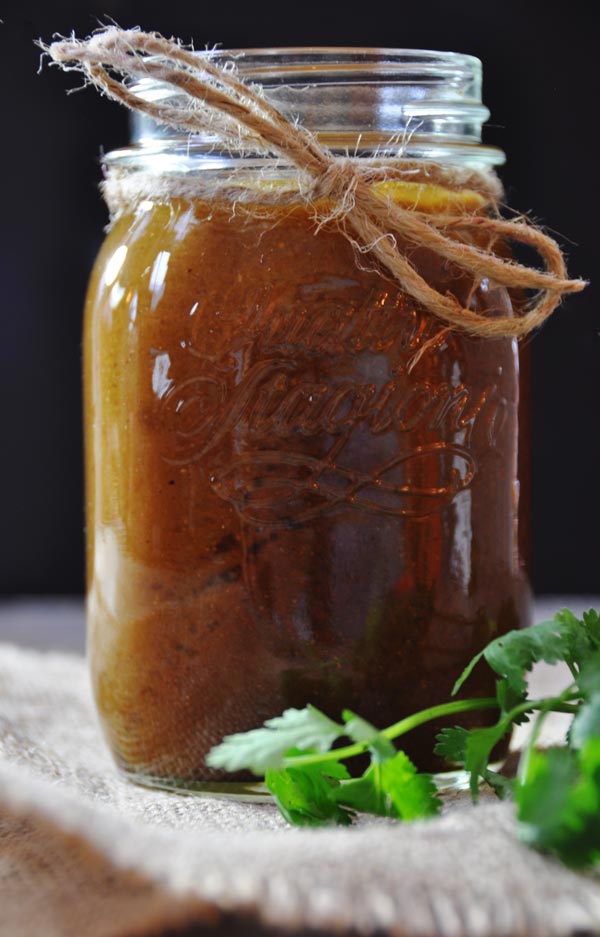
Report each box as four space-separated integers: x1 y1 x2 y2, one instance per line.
432 767 472 793
120 767 273 801
433 762 505 793
119 764 496 801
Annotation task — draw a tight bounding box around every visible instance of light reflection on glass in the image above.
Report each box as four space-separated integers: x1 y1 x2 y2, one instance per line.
103 244 128 287
149 251 170 311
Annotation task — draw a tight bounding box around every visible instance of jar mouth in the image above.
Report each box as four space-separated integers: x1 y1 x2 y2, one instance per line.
131 46 484 77
116 47 504 170
185 46 483 74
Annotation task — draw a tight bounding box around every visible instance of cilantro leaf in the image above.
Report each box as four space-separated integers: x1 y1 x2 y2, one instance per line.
435 727 513 798
516 740 600 867
342 710 396 761
203 606 600 868
583 609 600 642
434 726 468 764
482 768 514 799
205 706 344 774
265 765 353 826
450 649 487 697
336 751 441 820
380 753 441 819
570 695 600 750
464 724 509 798
576 651 600 698
453 614 576 696
558 608 600 666
495 678 530 722
334 762 390 816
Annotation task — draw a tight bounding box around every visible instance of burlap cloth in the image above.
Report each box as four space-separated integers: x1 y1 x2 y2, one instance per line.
2 641 600 937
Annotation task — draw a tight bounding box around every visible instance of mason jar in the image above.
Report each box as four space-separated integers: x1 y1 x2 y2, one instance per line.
83 49 531 792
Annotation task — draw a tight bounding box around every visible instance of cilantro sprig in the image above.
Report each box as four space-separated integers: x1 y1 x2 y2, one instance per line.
207 608 600 867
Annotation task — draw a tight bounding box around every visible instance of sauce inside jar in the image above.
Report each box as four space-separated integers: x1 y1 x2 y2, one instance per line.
84 180 530 783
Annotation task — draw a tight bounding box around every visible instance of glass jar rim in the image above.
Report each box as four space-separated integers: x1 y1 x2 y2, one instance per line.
110 46 505 172
167 46 484 68
130 46 483 71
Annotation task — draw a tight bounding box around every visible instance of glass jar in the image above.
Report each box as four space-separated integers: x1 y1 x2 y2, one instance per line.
84 49 531 792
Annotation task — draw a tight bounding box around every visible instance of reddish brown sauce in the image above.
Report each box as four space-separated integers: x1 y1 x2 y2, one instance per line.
84 191 530 781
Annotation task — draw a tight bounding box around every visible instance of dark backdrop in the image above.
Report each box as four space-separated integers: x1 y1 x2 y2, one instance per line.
0 3 597 595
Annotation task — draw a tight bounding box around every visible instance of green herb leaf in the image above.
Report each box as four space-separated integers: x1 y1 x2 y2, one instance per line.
334 762 390 816
559 608 600 665
453 617 572 697
336 751 441 820
495 678 530 722
205 705 344 774
516 740 600 867
342 710 396 761
434 726 468 764
204 606 600 869
464 724 509 798
453 608 600 698
265 765 354 826
380 753 442 820
583 609 600 641
570 694 600 750
576 651 600 698
481 768 514 799
435 726 513 797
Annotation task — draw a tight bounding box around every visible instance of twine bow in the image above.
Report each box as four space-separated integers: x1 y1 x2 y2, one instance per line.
45 27 586 338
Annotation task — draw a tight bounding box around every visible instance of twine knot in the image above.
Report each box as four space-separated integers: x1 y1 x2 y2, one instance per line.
309 158 359 205
44 27 587 339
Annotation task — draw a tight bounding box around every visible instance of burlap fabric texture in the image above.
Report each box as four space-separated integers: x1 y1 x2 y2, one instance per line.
2 641 600 937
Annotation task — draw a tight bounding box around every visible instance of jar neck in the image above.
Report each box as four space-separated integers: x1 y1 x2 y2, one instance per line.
106 48 504 173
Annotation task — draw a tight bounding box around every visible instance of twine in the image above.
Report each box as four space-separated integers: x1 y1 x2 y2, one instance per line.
45 27 586 339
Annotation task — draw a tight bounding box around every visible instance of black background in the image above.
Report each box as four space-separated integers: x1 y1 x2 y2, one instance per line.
0 3 597 596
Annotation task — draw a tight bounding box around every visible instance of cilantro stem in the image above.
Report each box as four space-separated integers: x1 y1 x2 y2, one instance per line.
283 697 498 768
381 697 499 741
518 684 578 784
503 691 580 729
282 693 582 771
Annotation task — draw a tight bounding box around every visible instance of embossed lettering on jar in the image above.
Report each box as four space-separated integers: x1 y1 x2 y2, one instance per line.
84 49 531 791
